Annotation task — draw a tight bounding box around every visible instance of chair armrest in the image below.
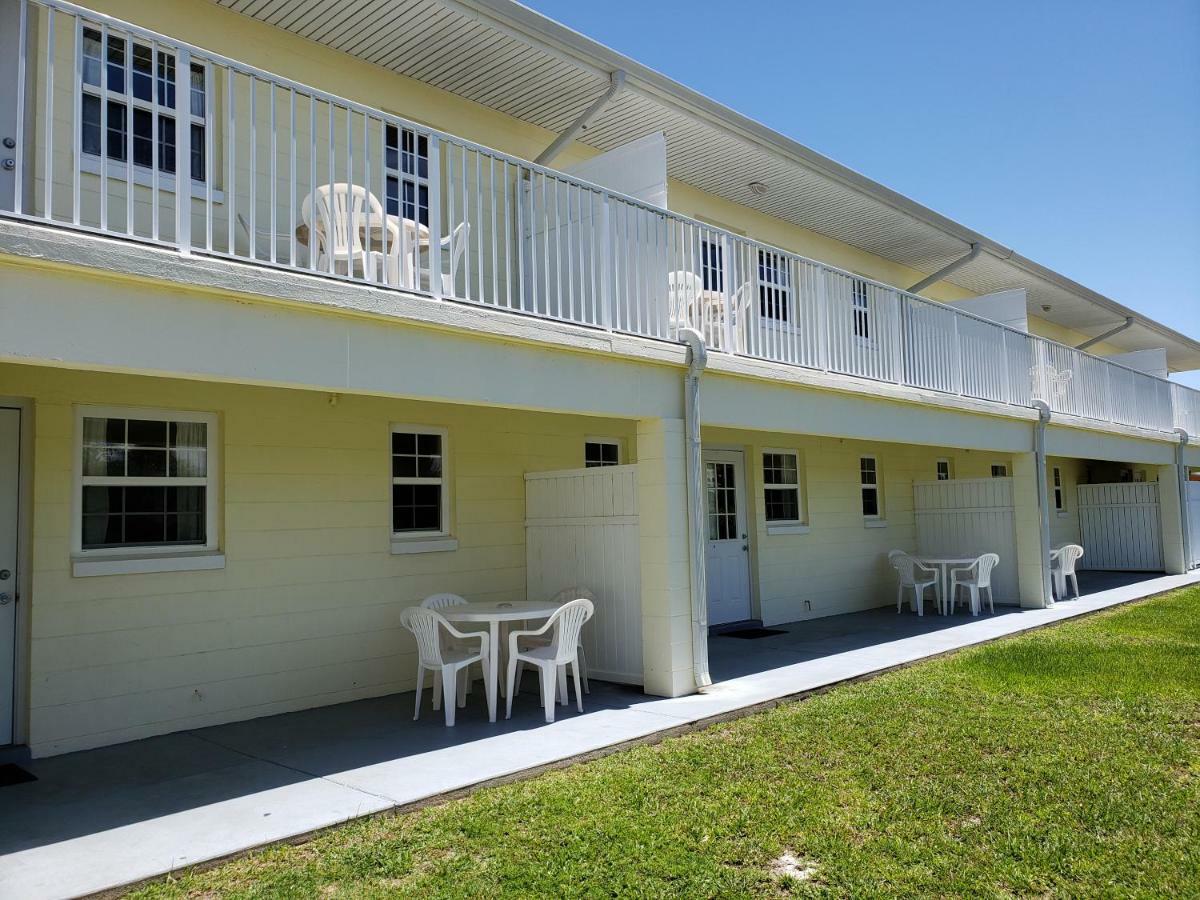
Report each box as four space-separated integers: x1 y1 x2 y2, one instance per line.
508 620 555 656
949 565 975 581
443 619 487 643
914 562 938 580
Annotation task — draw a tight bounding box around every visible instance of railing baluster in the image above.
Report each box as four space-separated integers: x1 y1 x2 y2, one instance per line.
427 134 442 299
13 0 28 215
43 7 54 221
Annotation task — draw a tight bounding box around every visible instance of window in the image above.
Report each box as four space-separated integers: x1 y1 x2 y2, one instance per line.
1052 466 1064 511
763 451 802 523
936 458 952 481
391 427 446 535
701 238 724 293
77 408 216 554
991 464 1009 478
851 278 871 340
860 456 880 518
584 439 620 468
758 249 791 322
80 29 207 183
384 124 429 224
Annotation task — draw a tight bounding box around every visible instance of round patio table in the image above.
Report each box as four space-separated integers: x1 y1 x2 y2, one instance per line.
442 600 562 723
917 557 979 615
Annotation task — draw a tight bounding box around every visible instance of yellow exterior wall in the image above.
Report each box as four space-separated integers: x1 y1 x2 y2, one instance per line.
1 362 637 756
703 427 1014 625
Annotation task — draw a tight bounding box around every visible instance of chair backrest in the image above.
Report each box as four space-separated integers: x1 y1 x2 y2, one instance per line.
400 606 451 666
973 552 1000 588
667 271 702 328
889 552 930 587
549 586 596 606
545 598 594 665
438 222 471 294
301 183 383 260
1057 544 1084 575
421 592 468 611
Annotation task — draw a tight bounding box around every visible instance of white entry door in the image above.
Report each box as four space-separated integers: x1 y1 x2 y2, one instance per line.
0 408 19 745
704 449 752 626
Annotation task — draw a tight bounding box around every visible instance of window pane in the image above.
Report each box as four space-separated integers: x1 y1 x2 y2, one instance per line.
81 94 101 157
190 123 206 182
189 63 206 117
132 43 153 101
385 124 399 170
133 108 153 167
124 513 166 545
392 432 415 455
128 419 167 447
106 101 128 161
127 448 167 477
417 433 441 456
862 488 879 518
82 485 123 515
157 51 176 108
765 488 799 522
106 34 126 94
158 116 176 174
124 485 166 513
82 29 102 86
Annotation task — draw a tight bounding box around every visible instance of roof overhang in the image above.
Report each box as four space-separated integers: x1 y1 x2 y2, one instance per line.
211 0 1200 371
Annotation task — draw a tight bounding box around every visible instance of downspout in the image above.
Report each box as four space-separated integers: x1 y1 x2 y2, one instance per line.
1076 317 1134 351
1032 400 1055 606
1175 428 1193 570
907 243 981 295
680 328 712 689
534 70 627 167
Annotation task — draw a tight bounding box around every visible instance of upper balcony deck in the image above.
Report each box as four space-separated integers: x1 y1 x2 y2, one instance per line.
4 0 1199 440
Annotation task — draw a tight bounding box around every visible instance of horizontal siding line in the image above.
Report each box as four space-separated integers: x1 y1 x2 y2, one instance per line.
36 673 409 748
34 633 417 691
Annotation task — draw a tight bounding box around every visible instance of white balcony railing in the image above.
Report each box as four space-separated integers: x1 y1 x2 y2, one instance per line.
6 0 1199 439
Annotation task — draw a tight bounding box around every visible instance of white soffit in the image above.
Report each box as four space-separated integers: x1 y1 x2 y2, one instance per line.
212 0 1200 370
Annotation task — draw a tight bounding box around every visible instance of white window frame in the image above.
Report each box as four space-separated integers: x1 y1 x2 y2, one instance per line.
79 27 209 188
390 424 450 541
936 458 953 481
1052 465 1065 513
584 437 622 468
72 405 220 567
991 463 1009 478
860 454 882 522
762 448 805 529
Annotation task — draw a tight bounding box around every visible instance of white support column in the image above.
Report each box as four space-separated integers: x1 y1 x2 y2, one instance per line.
1157 464 1187 575
637 417 696 697
1013 452 1050 608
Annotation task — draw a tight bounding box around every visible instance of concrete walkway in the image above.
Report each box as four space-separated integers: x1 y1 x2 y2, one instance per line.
2 570 1197 899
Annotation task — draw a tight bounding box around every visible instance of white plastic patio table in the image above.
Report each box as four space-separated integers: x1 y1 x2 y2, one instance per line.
441 600 562 723
917 557 978 615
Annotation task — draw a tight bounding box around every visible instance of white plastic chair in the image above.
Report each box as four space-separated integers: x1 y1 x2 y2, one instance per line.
420 593 477 697
514 588 595 700
667 270 703 334
949 553 1000 616
400 605 491 726
889 552 938 617
1050 545 1084 599
505 598 594 724
301 183 394 280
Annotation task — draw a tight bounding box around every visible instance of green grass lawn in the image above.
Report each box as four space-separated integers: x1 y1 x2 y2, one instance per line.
136 589 1200 898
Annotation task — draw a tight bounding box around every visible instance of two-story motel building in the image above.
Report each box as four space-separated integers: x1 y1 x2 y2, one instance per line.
0 0 1198 758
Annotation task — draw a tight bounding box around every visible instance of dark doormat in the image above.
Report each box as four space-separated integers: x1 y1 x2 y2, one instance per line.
0 764 37 786
720 627 787 639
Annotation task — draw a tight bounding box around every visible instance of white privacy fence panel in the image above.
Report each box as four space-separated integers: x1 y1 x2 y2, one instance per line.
525 465 642 685
914 478 1019 603
1076 482 1163 572
7 0 1200 437
1185 481 1200 569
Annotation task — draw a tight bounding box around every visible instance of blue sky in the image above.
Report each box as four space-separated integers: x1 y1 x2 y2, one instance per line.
523 0 1200 385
